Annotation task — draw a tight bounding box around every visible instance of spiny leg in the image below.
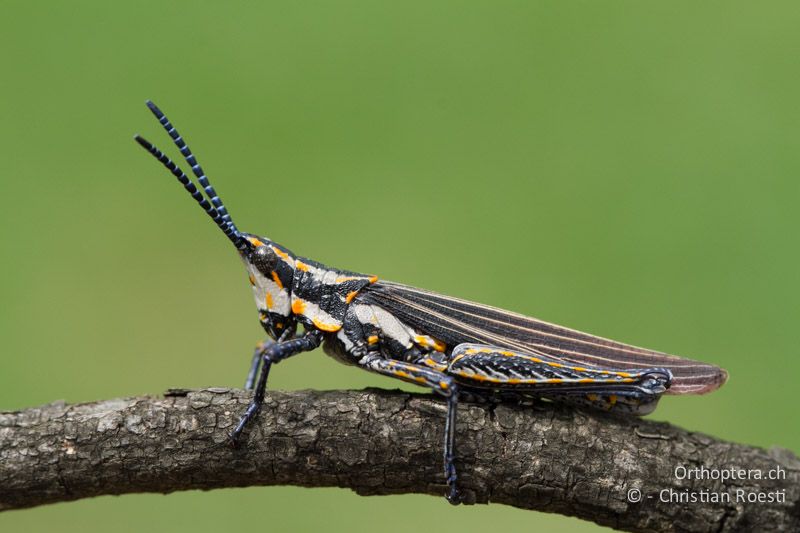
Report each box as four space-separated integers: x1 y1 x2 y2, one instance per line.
231 330 324 445
443 387 458 503
447 344 671 393
447 343 672 416
360 355 462 504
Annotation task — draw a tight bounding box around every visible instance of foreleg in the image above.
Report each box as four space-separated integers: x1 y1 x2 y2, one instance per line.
244 325 298 390
231 329 324 445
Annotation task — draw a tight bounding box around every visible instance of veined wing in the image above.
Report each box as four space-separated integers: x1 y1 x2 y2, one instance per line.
362 280 727 395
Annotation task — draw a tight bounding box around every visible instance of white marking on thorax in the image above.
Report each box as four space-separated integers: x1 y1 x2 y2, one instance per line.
292 296 342 331
249 266 290 315
353 304 415 350
298 259 370 297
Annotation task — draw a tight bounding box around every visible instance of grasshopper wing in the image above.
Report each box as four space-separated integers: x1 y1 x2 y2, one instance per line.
363 281 727 395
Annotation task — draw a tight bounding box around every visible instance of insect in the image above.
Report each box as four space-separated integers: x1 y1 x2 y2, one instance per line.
134 100 728 504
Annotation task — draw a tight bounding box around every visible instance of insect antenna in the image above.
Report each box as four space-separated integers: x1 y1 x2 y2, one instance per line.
143 101 239 235
133 134 246 249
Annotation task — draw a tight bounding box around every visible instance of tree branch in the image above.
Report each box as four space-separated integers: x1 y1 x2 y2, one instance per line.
1 388 797 531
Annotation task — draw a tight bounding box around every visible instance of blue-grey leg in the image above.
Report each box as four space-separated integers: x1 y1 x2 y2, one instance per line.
245 340 273 390
244 327 298 390
359 354 461 504
443 387 459 504
230 330 324 446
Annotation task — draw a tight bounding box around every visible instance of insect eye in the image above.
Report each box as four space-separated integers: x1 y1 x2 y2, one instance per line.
251 246 277 275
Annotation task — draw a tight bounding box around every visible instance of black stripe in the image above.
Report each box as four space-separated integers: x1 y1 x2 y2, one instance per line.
363 281 727 395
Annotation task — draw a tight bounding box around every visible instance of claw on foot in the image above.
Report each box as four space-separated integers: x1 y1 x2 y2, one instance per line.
444 453 460 504
446 487 462 505
228 431 243 449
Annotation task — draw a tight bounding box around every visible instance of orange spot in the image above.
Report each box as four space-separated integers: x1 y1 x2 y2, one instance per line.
413 376 427 384
272 247 290 260
368 275 378 283
413 335 447 352
547 379 564 384
271 271 283 289
450 353 467 365
609 395 617 406
367 335 379 345
577 378 595 383
548 362 563 368
617 372 632 378
259 312 268 321
345 290 359 304
296 260 309 272
395 370 410 379
462 372 500 383
265 293 274 309
248 274 256 286
439 381 449 389
312 318 341 332
572 367 587 372
424 358 447 371
248 237 265 247
507 378 521 384
292 299 306 315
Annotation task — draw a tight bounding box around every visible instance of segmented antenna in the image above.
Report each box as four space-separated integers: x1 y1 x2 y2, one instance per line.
134 100 248 249
134 135 245 248
144 100 239 236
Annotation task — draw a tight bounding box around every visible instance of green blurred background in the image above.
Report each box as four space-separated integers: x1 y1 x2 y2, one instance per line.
2 1 798 531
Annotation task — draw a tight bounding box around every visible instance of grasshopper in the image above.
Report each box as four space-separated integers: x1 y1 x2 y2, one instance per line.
134 101 727 504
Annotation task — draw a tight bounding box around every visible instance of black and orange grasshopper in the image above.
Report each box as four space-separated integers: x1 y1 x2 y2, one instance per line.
134 101 727 504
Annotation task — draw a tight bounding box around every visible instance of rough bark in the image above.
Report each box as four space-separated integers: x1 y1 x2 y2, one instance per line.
0 388 797 532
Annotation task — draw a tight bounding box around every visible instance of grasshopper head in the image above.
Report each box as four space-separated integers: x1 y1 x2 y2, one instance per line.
135 100 296 340
239 234 297 339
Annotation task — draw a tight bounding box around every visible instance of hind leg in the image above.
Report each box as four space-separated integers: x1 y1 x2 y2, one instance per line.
360 354 462 504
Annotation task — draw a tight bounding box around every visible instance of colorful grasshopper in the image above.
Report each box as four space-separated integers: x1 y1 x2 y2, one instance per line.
134 101 727 504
